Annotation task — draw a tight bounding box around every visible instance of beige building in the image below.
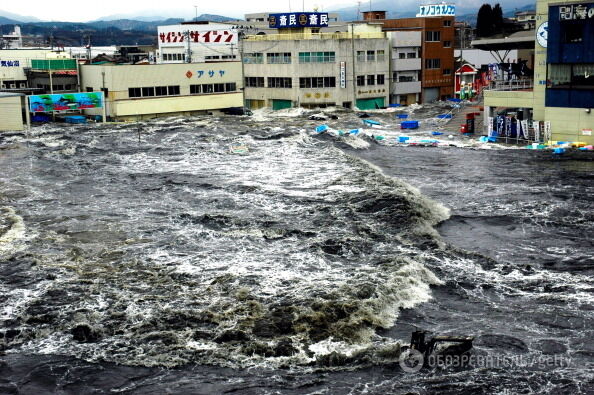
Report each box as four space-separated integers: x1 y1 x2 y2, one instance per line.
0 92 25 131
483 0 594 145
243 24 390 110
80 61 243 121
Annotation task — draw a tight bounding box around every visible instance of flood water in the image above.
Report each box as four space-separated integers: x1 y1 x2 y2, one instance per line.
0 107 593 394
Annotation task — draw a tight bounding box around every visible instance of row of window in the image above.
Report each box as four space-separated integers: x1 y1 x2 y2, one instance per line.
189 83 237 94
243 50 388 64
356 74 386 86
128 83 237 98
163 53 185 61
356 50 386 62
244 77 337 88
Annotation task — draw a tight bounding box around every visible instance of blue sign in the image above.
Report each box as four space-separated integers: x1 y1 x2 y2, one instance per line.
0 60 20 67
268 12 329 28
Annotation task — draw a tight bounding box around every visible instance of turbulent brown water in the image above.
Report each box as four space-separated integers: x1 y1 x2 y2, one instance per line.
0 108 593 393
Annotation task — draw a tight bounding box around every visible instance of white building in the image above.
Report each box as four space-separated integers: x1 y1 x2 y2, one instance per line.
1 26 23 49
157 22 238 64
388 31 422 105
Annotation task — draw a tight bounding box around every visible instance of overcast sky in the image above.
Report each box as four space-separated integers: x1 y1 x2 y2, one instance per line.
3 0 349 22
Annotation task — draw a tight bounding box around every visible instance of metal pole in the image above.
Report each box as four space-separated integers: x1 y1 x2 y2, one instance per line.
25 96 31 130
239 35 247 111
350 24 357 110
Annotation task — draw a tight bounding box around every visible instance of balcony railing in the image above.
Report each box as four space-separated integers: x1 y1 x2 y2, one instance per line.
31 59 78 70
484 78 533 91
244 32 385 41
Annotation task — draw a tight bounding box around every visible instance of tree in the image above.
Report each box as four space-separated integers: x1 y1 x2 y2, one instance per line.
476 4 494 37
492 4 504 34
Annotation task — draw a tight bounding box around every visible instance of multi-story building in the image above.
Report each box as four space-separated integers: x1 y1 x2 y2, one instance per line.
483 0 594 145
80 61 243 121
387 30 422 105
0 26 23 49
242 15 389 110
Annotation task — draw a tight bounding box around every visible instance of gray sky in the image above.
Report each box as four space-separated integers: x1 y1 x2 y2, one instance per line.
3 0 348 22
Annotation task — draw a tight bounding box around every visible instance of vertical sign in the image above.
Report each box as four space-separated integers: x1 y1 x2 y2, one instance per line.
340 61 346 88
532 121 540 141
544 121 552 142
488 116 494 137
520 120 529 139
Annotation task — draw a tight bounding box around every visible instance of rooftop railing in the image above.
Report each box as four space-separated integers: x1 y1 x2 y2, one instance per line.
244 32 385 41
484 78 533 91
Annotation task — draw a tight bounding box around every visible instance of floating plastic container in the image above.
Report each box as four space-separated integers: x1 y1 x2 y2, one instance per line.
64 116 87 124
348 129 360 135
315 125 328 133
375 135 385 141
398 136 410 143
432 131 444 136
397 114 409 119
479 136 489 143
32 114 50 123
401 121 419 129
389 103 401 107
436 114 452 119
488 136 497 142
363 119 381 126
553 148 565 154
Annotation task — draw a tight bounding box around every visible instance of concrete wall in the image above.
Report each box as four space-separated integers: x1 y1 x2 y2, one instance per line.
0 49 56 84
545 107 594 145
0 95 24 131
81 61 243 120
243 37 389 108
484 90 535 108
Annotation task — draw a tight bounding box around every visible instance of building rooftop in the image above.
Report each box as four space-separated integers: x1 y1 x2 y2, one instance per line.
471 30 535 51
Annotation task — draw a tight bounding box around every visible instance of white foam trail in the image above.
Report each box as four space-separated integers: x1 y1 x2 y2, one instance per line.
0 207 26 256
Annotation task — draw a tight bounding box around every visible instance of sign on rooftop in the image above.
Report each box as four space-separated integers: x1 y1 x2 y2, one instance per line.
268 12 329 28
416 4 455 17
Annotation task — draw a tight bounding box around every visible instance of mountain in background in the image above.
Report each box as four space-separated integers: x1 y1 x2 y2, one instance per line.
0 10 41 23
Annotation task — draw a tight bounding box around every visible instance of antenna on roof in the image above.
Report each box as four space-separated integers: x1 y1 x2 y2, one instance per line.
357 1 361 20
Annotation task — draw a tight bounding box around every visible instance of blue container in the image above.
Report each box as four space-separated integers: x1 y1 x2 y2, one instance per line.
479 136 489 142
398 136 410 143
315 125 328 133
432 131 444 136
436 114 452 119
348 129 360 135
64 116 87 124
389 103 401 107
397 114 409 119
401 121 419 129
32 114 50 123
553 148 565 154
488 136 498 142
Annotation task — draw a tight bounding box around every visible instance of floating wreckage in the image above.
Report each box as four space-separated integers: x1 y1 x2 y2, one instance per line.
399 330 475 371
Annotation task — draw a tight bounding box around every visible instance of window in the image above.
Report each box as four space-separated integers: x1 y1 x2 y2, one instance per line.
548 63 594 89
202 84 214 93
142 87 155 97
190 84 201 94
367 50 375 61
443 68 451 76
225 82 237 92
214 83 225 93
377 50 385 62
267 77 292 88
86 87 93 92
399 52 406 59
129 87 141 98
357 51 366 62
168 86 180 95
425 58 441 69
205 55 220 60
443 41 451 48
399 75 414 82
267 52 291 64
299 77 336 88
425 31 441 42
356 75 365 86
298 52 335 63
367 75 375 85
407 52 416 59
244 53 264 64
444 20 452 27
245 77 265 87
377 74 385 85
155 86 168 96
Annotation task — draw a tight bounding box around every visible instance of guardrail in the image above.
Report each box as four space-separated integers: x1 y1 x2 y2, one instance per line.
244 32 385 41
484 78 533 91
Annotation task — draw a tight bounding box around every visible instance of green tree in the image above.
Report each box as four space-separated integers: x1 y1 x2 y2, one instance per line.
492 4 504 34
476 4 494 37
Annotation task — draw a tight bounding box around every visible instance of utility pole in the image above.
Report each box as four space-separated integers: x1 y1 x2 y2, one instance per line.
350 23 357 110
194 5 198 21
184 31 192 63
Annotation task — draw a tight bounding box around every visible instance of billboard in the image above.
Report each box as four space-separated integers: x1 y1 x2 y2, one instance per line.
416 4 455 17
268 13 329 28
157 25 237 46
29 92 104 113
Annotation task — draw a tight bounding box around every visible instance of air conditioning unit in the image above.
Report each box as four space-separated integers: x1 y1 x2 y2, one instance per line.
10 84 16 89
20 83 26 88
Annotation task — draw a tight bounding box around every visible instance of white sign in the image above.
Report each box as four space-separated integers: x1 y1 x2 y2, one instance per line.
544 121 552 142
340 61 346 89
488 116 494 137
536 22 548 48
582 129 592 136
533 121 541 141
520 120 529 139
417 4 455 17
157 24 237 47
